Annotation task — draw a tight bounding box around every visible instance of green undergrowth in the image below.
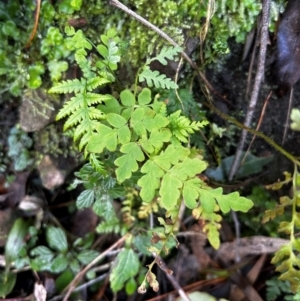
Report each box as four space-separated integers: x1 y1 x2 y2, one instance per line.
0 0 285 100
0 0 296 298
46 26 253 294
261 109 300 294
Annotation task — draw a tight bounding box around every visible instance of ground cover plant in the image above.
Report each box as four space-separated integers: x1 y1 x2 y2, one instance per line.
2 0 300 300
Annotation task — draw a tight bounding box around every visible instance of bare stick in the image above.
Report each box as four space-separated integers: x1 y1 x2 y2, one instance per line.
282 86 294 145
156 255 191 301
62 234 129 301
48 274 107 301
243 91 272 160
228 0 271 181
231 210 241 262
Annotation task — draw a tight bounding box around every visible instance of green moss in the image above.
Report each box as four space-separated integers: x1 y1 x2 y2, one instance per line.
0 0 286 99
34 124 78 159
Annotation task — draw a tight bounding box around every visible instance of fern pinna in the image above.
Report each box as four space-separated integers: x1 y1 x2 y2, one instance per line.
50 26 254 294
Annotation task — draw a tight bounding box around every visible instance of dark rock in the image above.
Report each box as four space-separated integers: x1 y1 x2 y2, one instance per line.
274 0 300 95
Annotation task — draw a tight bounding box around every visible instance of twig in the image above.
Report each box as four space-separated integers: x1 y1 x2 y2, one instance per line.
25 0 41 48
231 210 241 262
155 255 191 301
228 0 271 181
62 234 129 301
48 274 108 301
243 91 272 161
145 278 227 301
245 18 261 100
282 86 294 145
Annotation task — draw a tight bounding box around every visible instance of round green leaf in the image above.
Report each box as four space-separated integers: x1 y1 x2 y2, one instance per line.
2 21 19 38
97 44 108 58
110 249 139 292
120 89 135 107
138 88 152 105
71 0 83 10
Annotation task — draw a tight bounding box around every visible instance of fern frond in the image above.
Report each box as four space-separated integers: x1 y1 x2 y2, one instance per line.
69 29 92 51
96 219 124 235
87 77 110 90
122 202 135 227
85 93 111 106
149 46 182 65
73 119 100 142
75 54 95 78
56 94 84 120
168 110 208 143
89 153 105 173
138 201 158 219
139 68 178 89
80 132 91 151
65 107 103 132
52 28 122 155
158 102 167 116
57 93 108 122
64 107 88 130
49 78 86 94
88 107 104 120
122 189 138 227
75 49 89 62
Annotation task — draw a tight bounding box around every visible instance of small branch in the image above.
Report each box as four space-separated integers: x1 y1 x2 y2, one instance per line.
156 255 191 301
231 210 241 262
25 0 41 48
228 0 271 180
282 86 294 145
62 234 129 301
244 91 272 159
48 274 107 301
204 100 300 166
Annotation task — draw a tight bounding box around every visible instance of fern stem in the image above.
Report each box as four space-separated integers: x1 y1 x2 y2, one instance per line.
62 233 130 301
205 101 300 167
134 66 143 97
291 164 298 244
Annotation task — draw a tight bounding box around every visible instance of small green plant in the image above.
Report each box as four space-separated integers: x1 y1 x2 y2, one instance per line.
29 226 100 274
49 26 253 294
261 108 300 293
0 1 76 97
265 277 294 301
0 218 101 297
0 218 29 298
7 126 34 171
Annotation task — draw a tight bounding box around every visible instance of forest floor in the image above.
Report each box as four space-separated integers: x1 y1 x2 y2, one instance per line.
0 38 299 301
